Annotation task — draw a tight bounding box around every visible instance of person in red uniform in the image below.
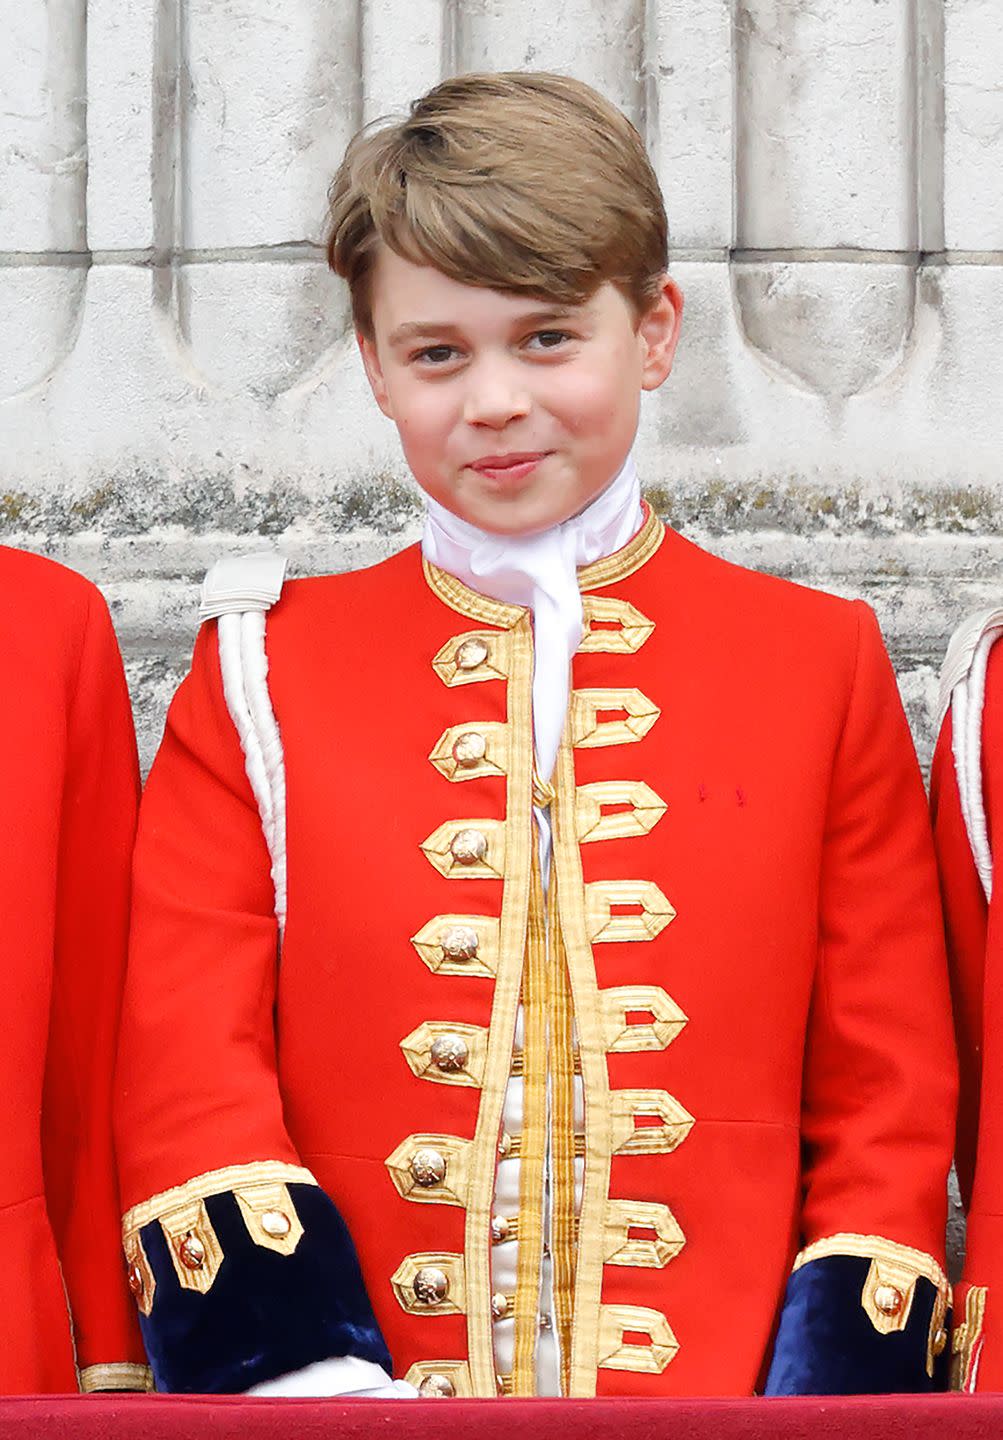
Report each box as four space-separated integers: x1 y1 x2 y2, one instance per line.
931 609 1003 1390
0 545 148 1394
115 72 957 1398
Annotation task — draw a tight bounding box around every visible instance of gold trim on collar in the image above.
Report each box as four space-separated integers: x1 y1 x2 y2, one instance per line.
422 507 664 625
79 1363 154 1393
423 560 526 629
579 506 664 592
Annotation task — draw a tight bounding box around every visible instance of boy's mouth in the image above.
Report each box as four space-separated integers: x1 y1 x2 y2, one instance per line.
468 451 550 483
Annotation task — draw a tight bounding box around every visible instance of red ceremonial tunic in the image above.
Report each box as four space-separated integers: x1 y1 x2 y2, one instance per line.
0 546 147 1394
931 636 1003 1390
117 514 955 1396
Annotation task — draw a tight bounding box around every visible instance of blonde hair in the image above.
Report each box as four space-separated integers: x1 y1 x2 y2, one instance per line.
326 71 668 335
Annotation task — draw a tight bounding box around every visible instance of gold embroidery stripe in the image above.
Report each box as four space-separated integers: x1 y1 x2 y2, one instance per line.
122 1160 316 1236
512 849 549 1394
423 559 526 629
463 612 536 1396
78 1363 154 1393
792 1233 948 1293
553 728 614 1397
952 1286 988 1392
549 888 579 1396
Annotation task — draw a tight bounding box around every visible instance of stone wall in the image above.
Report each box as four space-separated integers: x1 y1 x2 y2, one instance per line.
2 1 1000 1264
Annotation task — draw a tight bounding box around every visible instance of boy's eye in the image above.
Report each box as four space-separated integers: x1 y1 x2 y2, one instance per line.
414 344 459 365
527 329 572 350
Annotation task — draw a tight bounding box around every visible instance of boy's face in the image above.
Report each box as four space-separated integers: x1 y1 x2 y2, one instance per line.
358 249 682 536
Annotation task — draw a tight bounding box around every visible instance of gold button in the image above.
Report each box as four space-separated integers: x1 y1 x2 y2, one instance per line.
874 1284 904 1317
452 731 488 768
418 1373 456 1398
491 1292 509 1320
450 828 487 865
933 1327 948 1356
497 1131 512 1158
413 1266 449 1305
496 1374 508 1396
431 1033 470 1072
410 1148 447 1187
260 1209 291 1239
439 925 479 963
127 1263 144 1299
491 1215 510 1244
539 1313 553 1331
178 1233 206 1271
455 638 489 671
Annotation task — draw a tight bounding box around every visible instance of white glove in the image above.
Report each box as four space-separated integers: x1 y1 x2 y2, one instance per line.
247 1356 418 1398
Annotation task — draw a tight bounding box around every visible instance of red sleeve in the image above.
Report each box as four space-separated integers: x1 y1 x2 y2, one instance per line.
798 602 957 1260
115 622 298 1207
930 657 1002 1209
41 585 148 1384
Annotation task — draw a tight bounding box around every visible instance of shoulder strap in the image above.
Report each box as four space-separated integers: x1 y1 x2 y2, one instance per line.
940 608 1003 902
202 552 289 933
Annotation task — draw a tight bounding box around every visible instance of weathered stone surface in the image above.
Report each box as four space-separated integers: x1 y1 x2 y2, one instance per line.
944 0 1003 249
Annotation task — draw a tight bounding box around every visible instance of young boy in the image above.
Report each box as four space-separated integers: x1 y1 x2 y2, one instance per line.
931 611 1003 1390
0 546 148 1393
115 72 956 1398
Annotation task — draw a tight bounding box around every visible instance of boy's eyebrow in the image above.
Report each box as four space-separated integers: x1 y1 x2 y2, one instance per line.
387 306 582 348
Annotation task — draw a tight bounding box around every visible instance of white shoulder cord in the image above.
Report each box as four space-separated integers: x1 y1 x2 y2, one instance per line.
200 553 289 934
939 609 1003 903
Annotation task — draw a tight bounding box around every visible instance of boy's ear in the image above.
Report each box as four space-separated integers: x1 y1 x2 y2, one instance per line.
357 331 394 419
639 275 684 392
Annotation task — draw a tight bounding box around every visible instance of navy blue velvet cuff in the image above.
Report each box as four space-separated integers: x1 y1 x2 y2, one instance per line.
137 1183 391 1393
764 1254 949 1396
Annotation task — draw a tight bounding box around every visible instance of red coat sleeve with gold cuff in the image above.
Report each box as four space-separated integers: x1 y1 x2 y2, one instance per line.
114 621 391 1394
40 581 150 1393
930 616 1003 1391
765 604 957 1394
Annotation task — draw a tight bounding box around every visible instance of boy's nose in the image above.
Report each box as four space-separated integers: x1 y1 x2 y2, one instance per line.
462 372 531 429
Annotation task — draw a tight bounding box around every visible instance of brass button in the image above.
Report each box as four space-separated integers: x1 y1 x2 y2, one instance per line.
439 925 479 963
178 1233 206 1271
413 1266 449 1305
450 828 487 865
452 731 488 768
418 1373 456 1398
127 1263 144 1299
260 1209 291 1239
874 1284 904 1317
431 1033 470 1073
491 1215 510 1244
410 1148 447 1187
455 638 489 671
539 1313 553 1331
496 1374 508 1396
933 1327 948 1357
491 1292 509 1320
497 1131 513 1158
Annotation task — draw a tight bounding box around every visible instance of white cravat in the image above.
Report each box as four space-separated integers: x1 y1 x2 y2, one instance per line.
421 454 644 781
